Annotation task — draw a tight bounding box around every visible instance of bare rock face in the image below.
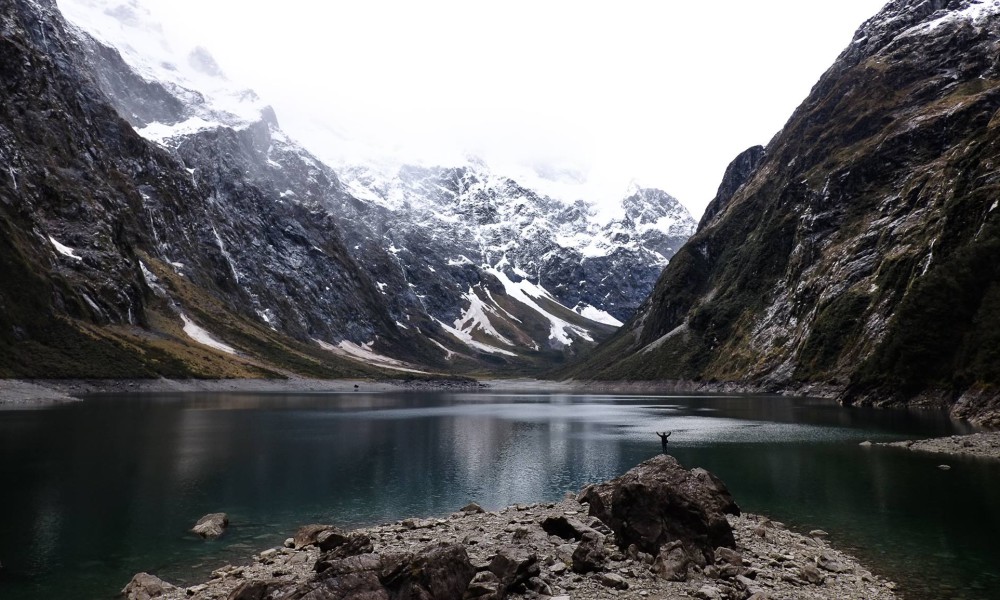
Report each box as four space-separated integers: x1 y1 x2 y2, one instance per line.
191 513 228 539
579 455 740 567
121 572 179 599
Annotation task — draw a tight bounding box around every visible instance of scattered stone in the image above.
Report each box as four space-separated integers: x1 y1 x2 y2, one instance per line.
809 529 829 539
121 573 179 600
191 513 228 539
599 572 629 590
801 562 825 585
817 552 851 574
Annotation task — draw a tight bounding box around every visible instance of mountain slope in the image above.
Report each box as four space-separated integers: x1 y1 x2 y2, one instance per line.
567 0 1000 425
0 0 696 377
0 0 420 378
51 0 697 374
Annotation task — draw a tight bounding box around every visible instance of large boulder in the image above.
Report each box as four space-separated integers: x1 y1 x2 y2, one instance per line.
192 513 229 539
578 455 739 566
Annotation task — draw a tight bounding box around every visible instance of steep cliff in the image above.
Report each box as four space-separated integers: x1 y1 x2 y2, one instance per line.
0 0 415 378
567 0 1000 425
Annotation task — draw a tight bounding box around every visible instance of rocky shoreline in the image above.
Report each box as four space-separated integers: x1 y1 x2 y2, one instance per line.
877 431 1000 460
0 376 488 408
123 456 898 600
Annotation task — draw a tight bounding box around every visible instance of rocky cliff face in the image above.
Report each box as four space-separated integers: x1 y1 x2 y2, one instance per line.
568 0 1000 424
0 0 695 377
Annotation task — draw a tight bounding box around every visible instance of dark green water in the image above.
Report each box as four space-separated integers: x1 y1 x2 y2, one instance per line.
0 392 995 599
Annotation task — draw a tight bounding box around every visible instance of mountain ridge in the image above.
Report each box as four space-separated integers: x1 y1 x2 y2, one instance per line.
564 0 1000 425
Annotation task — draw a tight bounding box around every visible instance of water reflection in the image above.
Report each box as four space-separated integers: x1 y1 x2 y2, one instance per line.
0 393 992 600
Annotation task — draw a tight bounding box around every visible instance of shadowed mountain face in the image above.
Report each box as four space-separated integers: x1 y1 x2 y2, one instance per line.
566 0 1000 425
0 0 696 377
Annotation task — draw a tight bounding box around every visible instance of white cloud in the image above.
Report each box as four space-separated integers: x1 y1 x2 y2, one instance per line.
114 0 887 217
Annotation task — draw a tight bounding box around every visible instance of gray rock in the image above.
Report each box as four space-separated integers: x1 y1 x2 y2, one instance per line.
292 524 335 549
800 563 825 585
816 552 852 574
540 515 595 541
121 573 179 600
488 548 540 593
599 572 629 590
381 542 477 600
192 513 229 539
652 540 690 581
464 570 500 599
694 584 724 600
461 502 485 514
571 531 606 573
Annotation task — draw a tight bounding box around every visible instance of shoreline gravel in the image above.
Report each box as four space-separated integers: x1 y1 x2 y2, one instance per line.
128 496 898 600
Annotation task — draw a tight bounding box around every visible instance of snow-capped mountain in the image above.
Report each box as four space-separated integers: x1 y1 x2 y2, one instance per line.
339 163 694 325
0 0 695 376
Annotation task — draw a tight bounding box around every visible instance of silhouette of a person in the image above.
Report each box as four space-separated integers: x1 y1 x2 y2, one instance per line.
656 431 671 453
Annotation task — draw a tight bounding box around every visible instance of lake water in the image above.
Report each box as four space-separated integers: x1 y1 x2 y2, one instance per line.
0 391 996 599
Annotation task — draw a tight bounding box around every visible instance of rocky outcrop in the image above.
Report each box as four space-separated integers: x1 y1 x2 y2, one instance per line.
565 0 1000 424
126 456 897 600
697 145 765 232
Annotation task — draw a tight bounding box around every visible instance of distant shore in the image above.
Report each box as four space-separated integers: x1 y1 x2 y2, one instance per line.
0 376 490 408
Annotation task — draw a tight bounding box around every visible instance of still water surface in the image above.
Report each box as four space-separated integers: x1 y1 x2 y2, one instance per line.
0 392 997 599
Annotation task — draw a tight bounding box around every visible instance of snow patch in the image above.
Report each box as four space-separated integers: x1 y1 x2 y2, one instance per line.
49 236 82 260
452 288 515 346
315 339 427 373
180 313 236 354
573 304 624 327
484 267 593 346
429 338 456 360
434 319 518 356
136 116 219 145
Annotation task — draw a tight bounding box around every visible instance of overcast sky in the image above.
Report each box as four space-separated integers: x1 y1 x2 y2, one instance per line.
139 0 888 217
